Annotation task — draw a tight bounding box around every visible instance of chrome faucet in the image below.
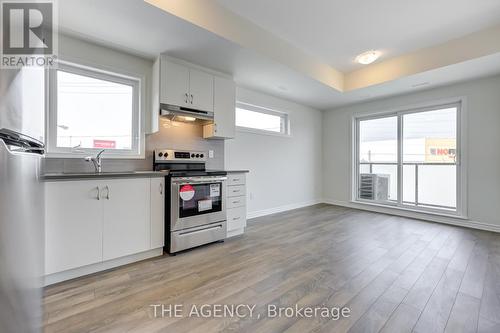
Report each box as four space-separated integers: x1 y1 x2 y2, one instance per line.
85 149 105 173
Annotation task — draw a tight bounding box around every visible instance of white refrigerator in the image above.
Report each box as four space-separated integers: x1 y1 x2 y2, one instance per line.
0 67 45 333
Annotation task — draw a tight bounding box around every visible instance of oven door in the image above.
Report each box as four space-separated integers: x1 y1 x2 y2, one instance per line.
171 176 227 231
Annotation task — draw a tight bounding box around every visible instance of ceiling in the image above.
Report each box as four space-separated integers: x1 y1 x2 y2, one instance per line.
57 0 342 109
58 0 500 110
217 0 500 72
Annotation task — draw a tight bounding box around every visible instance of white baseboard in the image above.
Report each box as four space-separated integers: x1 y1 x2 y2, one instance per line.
323 199 500 233
44 248 164 286
247 199 323 220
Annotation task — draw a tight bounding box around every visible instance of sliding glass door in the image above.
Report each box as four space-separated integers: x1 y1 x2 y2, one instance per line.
355 103 461 214
358 116 398 203
402 107 457 210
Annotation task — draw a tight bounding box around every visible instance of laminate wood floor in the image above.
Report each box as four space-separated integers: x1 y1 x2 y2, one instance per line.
43 204 500 333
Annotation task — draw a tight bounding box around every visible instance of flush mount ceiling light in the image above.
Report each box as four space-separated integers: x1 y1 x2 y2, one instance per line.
355 50 381 65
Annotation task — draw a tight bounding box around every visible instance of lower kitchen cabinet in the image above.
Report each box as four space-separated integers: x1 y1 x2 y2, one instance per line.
45 180 105 275
226 172 247 237
102 179 150 261
45 177 165 278
150 177 165 249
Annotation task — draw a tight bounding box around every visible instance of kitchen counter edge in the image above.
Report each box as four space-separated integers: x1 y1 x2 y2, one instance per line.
41 171 166 182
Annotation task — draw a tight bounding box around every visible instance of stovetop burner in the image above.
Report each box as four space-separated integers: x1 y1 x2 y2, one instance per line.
153 149 226 177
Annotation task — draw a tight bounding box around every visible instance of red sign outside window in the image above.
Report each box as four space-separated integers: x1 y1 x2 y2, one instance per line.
93 140 116 149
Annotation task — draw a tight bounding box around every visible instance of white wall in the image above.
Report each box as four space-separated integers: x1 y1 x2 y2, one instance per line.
225 87 323 217
323 74 500 228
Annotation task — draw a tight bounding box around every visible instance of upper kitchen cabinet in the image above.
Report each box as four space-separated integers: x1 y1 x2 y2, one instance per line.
158 56 213 112
151 55 236 139
203 76 236 139
188 68 214 112
160 59 190 108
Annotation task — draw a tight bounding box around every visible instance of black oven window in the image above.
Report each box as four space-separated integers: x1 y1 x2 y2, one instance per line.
179 182 222 218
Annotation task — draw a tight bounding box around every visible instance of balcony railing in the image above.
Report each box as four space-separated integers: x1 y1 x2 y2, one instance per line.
359 162 457 210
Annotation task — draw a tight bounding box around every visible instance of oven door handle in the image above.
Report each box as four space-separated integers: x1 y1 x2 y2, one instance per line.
175 182 225 186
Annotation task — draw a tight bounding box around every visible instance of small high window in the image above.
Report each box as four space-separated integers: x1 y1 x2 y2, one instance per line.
236 102 289 135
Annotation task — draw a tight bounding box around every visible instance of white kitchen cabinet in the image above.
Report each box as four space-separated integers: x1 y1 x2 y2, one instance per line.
226 172 247 238
158 56 214 112
189 67 214 112
152 56 235 138
45 180 104 275
150 177 165 249
45 177 165 277
227 206 247 232
102 179 150 261
203 76 236 139
160 58 190 107
227 184 245 197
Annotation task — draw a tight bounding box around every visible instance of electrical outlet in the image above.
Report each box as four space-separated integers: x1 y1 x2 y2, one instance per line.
208 150 214 158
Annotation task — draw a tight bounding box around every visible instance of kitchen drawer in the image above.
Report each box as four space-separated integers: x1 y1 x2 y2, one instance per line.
227 185 245 197
227 174 246 186
227 195 246 209
227 206 246 231
171 221 226 253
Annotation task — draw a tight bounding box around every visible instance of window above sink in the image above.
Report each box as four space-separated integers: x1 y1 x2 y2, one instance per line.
46 61 143 158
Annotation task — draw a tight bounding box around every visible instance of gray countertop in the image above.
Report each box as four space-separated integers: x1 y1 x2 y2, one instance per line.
42 171 167 181
42 169 248 181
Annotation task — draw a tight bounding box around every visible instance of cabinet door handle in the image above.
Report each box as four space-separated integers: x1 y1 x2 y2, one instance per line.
96 186 100 200
184 93 188 104
190 94 193 104
233 216 240 221
159 182 163 195
104 185 110 200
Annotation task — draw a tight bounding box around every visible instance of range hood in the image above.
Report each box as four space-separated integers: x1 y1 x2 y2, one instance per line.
160 103 214 123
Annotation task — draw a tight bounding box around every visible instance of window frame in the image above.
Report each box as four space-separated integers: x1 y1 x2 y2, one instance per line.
235 102 290 137
45 61 143 158
351 98 467 218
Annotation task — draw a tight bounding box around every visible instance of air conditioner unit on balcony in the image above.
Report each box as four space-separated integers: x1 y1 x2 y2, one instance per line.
359 173 390 201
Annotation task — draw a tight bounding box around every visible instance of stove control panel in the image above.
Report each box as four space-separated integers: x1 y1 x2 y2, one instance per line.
154 149 207 162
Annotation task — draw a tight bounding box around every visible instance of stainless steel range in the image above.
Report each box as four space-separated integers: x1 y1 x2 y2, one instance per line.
153 149 227 254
